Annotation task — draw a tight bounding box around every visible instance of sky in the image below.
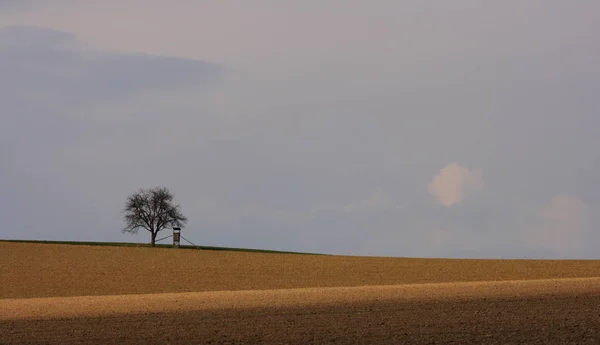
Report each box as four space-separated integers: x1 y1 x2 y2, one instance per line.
1 1 599 258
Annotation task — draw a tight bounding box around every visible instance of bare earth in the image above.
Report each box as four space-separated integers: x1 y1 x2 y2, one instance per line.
2 242 600 344
4 242 600 299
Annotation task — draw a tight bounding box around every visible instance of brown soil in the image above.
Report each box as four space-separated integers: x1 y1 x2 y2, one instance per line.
2 278 600 344
3 242 600 344
3 242 600 299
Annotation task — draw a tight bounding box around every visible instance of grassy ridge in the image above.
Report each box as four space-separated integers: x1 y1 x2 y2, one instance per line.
0 239 320 255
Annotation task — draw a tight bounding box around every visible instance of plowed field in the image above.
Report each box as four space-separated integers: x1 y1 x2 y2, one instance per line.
2 241 600 344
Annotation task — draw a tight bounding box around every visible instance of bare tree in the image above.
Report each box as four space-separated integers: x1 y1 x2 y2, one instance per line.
122 187 188 247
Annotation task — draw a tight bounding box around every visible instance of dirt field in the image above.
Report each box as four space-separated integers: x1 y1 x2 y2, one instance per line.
2 242 600 344
2 278 600 344
3 241 600 299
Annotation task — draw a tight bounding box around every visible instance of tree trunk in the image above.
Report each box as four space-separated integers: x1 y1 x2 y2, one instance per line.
151 232 157 247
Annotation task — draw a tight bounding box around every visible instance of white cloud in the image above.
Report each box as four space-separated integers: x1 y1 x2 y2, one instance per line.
530 195 590 257
428 163 483 207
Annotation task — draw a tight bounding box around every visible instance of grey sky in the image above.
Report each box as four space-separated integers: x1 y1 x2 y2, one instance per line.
1 1 599 258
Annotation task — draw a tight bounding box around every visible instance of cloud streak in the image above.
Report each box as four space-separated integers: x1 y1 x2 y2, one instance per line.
0 26 224 104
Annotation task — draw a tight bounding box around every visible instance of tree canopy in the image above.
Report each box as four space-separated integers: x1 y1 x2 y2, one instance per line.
122 187 188 246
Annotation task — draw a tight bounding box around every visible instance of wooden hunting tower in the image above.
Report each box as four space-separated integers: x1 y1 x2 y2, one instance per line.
173 227 181 248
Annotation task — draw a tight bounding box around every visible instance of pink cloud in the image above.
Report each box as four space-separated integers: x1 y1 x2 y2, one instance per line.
428 163 483 207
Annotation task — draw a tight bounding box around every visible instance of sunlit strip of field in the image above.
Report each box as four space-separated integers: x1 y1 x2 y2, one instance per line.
3 278 600 344
2 277 599 320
